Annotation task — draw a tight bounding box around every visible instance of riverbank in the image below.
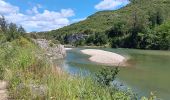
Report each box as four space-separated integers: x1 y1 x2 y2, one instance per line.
0 38 136 99
81 49 126 66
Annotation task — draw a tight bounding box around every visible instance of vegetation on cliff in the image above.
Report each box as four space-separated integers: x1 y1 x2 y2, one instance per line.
37 0 170 50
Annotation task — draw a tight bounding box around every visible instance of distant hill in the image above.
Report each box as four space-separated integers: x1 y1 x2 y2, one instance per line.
36 0 170 50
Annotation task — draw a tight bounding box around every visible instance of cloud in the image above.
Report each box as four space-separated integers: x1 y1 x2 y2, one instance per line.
95 0 129 10
26 7 39 14
0 0 75 32
0 0 19 14
71 17 86 23
61 9 75 17
26 4 43 14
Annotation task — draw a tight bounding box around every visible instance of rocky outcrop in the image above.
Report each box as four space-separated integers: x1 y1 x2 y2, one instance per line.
33 39 66 60
65 34 87 43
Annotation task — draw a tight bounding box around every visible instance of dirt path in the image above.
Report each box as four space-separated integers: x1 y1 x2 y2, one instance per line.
0 81 8 100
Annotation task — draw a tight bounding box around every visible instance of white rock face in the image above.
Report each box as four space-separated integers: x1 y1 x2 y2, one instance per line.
34 39 66 60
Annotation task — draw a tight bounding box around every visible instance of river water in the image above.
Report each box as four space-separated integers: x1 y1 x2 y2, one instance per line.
57 48 170 100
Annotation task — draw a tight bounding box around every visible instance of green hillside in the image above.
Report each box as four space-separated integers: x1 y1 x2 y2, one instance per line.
38 0 170 50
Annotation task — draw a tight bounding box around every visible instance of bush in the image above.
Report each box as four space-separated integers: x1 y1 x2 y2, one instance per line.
0 66 4 79
49 41 54 47
0 33 7 43
51 39 60 44
15 37 32 47
96 66 119 86
141 92 158 100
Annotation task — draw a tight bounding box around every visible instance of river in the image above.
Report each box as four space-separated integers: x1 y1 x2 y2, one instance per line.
56 48 170 100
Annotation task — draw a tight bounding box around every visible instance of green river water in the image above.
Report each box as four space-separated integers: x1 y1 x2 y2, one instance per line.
57 48 170 99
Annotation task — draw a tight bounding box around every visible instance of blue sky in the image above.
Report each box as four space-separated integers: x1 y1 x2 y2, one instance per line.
0 0 129 32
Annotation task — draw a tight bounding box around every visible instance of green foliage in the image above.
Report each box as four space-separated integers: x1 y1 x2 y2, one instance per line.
0 38 137 99
0 16 26 42
75 39 85 46
49 41 54 47
0 33 6 43
154 20 170 49
0 38 48 99
41 0 170 50
0 11 159 99
141 92 158 100
94 33 108 46
96 67 119 86
0 16 8 32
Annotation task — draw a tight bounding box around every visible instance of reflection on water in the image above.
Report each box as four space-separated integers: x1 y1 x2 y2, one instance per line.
56 48 170 100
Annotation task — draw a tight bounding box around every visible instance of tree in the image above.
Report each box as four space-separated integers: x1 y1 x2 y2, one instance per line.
156 10 164 25
0 16 26 42
153 21 170 50
107 21 126 38
0 15 8 32
129 0 138 3
94 33 108 46
18 26 26 35
127 6 149 48
149 8 164 27
7 23 18 41
86 34 95 45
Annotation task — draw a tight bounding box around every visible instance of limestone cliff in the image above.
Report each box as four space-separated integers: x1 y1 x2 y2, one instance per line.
33 39 66 60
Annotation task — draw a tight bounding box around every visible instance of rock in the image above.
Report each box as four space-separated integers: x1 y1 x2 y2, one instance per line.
33 39 66 60
29 84 47 97
16 83 47 99
65 34 87 43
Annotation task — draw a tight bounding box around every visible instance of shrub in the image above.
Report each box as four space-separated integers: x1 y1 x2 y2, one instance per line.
141 92 158 100
0 66 4 79
96 66 119 86
49 41 54 47
51 39 60 44
15 37 32 47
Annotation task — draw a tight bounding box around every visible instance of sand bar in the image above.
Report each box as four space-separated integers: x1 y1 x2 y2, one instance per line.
65 48 73 50
81 49 126 66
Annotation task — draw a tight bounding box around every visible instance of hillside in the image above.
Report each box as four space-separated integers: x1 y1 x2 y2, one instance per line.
50 0 170 34
0 16 143 99
37 0 170 50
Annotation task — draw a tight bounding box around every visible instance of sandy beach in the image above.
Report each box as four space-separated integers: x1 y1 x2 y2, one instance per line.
65 48 73 50
81 49 126 66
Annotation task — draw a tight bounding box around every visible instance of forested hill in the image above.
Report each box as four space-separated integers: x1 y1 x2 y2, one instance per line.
36 0 170 50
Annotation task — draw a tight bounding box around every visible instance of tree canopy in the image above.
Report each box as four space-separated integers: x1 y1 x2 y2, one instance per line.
36 0 170 50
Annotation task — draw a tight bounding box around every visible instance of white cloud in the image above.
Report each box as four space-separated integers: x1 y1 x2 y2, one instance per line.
0 0 75 32
61 9 75 17
0 0 19 14
26 4 43 14
71 17 86 23
26 6 39 14
95 0 129 10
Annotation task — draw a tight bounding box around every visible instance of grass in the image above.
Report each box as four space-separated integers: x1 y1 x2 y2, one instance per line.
0 37 157 100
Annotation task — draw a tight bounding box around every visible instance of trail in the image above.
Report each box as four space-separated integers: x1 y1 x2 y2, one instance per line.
0 81 8 100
